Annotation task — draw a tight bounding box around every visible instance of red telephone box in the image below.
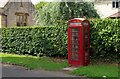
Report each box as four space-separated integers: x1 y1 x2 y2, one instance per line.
68 18 90 66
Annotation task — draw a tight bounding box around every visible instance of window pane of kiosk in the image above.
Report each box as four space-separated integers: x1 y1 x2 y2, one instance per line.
85 29 88 32
72 33 78 36
85 34 88 37
85 56 88 60
85 52 88 56
71 57 79 60
85 44 88 47
85 33 88 35
72 37 79 40
70 28 80 61
72 49 78 52
72 53 78 56
85 41 88 43
85 36 88 39
85 48 88 51
72 28 79 32
85 28 88 60
72 45 78 48
72 41 79 44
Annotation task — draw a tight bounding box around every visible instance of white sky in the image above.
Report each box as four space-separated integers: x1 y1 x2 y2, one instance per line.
31 0 43 4
0 0 53 7
0 0 89 7
31 0 53 4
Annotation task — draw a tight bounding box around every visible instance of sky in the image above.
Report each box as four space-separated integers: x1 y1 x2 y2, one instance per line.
0 0 53 7
0 0 91 7
0 0 90 7
31 0 43 4
31 0 53 4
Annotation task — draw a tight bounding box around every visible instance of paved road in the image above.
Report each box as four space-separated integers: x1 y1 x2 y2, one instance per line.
2 64 76 77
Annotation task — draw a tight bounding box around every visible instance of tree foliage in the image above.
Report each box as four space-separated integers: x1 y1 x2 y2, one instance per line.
35 2 100 25
35 1 48 10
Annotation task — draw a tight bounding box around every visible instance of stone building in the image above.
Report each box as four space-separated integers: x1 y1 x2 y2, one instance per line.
93 0 119 18
0 0 36 27
86 0 119 18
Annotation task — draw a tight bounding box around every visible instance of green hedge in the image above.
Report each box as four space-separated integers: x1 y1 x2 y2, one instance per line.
89 18 120 61
1 26 68 57
1 18 120 61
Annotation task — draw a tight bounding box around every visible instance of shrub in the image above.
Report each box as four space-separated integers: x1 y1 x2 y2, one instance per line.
1 18 119 61
1 26 68 58
89 18 120 61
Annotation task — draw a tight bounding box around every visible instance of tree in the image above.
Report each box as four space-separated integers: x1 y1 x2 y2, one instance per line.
35 1 100 26
35 1 48 10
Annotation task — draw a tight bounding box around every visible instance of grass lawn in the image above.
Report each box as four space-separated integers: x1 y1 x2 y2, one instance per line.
0 53 69 70
70 64 118 78
0 53 119 78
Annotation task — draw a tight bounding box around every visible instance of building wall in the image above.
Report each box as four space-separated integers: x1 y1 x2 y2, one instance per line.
0 15 1 28
1 15 7 27
94 2 118 18
0 15 6 27
3 2 36 27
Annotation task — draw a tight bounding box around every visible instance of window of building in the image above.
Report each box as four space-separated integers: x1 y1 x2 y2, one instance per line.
112 1 120 8
16 14 28 26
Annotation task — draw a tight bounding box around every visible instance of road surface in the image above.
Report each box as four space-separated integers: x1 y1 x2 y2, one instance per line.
2 64 76 77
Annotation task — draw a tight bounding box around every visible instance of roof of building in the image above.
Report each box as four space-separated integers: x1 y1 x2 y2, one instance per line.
108 11 120 18
15 7 29 14
0 7 3 14
0 0 31 8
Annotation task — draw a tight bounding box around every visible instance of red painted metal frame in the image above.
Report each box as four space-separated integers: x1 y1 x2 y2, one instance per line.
68 18 90 66
83 20 90 66
68 27 82 66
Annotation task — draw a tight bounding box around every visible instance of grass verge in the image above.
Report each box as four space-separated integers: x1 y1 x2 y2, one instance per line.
0 53 69 70
70 64 118 78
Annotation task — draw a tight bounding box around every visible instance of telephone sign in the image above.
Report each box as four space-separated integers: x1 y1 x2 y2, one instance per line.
70 23 81 25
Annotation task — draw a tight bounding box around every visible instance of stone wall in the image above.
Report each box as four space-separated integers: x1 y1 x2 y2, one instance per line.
0 15 7 27
1 15 6 27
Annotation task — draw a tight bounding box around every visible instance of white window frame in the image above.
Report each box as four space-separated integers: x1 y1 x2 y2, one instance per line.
112 0 120 8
